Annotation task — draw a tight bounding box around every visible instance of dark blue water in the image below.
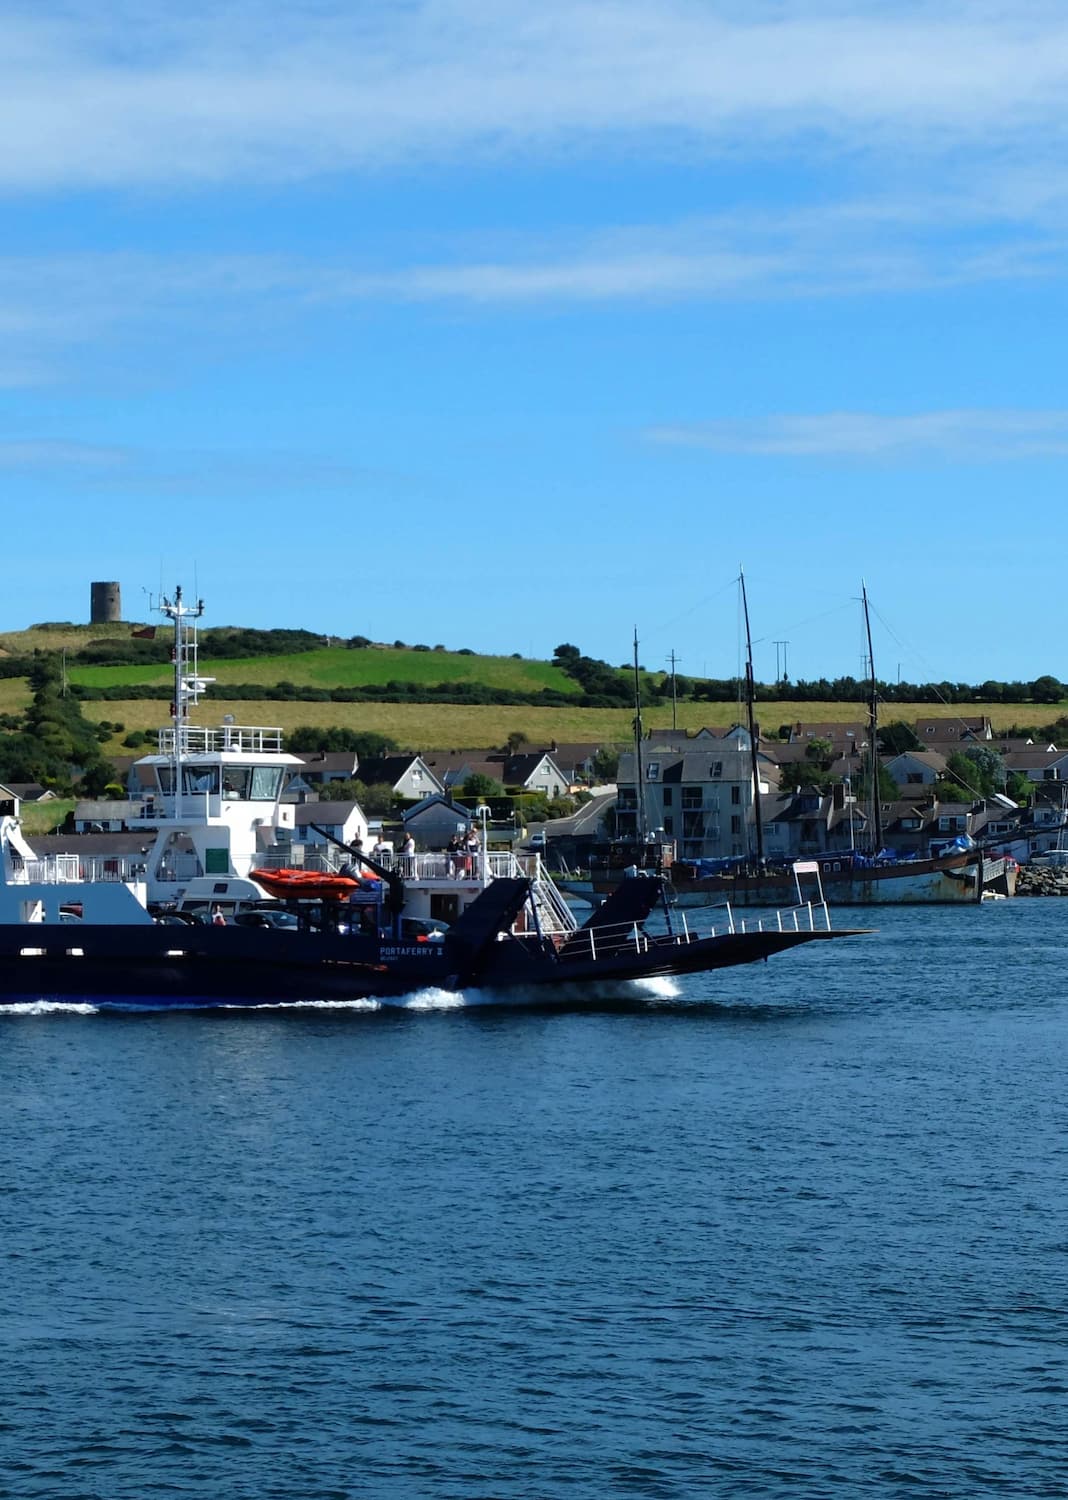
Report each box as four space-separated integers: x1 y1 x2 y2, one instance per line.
4 901 1068 1498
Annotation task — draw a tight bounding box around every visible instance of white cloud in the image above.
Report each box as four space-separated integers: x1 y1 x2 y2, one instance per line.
0 438 131 469
3 2 1068 187
644 409 1068 460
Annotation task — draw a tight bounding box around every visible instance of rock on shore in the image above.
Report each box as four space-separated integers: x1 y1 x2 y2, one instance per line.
1017 866 1068 896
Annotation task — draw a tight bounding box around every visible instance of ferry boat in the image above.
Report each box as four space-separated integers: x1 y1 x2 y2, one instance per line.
0 589 866 1008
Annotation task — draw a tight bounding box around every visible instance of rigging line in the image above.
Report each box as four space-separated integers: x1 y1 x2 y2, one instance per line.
864 598 1014 803
642 574 740 647
866 597 993 732
750 599 855 651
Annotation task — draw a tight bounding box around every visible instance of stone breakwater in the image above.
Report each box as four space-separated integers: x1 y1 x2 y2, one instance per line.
1017 866 1068 896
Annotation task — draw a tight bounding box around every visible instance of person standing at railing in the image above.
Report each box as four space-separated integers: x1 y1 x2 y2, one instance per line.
401 832 416 877
464 827 480 881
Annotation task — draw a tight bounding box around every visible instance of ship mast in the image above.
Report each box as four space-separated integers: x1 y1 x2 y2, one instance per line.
862 582 884 854
632 627 648 850
739 569 765 866
159 586 205 821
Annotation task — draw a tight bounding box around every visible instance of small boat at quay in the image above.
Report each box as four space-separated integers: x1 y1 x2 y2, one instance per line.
0 588 866 1008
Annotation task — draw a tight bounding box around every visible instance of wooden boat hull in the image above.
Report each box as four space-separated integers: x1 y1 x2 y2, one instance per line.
570 854 1018 907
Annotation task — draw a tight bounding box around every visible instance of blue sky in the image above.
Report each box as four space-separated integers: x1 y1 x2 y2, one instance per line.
4 1 1068 685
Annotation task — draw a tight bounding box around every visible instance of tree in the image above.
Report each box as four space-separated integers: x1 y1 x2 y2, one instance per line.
1006 772 1032 804
851 763 900 802
1031 674 1064 704
351 781 397 815
805 736 833 763
942 747 1006 799
779 763 836 794
461 772 505 798
878 720 920 755
504 730 528 755
591 747 619 782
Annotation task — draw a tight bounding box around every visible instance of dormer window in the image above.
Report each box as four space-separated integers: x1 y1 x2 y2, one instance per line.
646 761 660 780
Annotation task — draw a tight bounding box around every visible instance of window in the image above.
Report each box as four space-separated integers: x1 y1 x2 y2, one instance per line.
646 762 660 780
731 785 741 805
183 766 219 796
663 788 673 806
222 767 251 800
711 761 723 777
663 816 673 834
731 815 741 835
682 786 702 810
250 766 283 800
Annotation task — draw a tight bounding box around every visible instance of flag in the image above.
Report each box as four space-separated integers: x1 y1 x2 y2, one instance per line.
131 625 157 639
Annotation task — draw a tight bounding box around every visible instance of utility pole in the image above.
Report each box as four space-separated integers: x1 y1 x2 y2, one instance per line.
667 648 681 730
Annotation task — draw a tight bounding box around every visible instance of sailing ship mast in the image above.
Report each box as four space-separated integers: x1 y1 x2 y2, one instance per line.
632 627 648 849
739 569 765 866
862 582 884 854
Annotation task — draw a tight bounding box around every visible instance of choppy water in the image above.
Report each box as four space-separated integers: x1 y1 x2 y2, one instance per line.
3 901 1068 1498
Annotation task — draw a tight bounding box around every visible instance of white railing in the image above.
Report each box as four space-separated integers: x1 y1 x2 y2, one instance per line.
562 893 830 963
157 725 286 754
16 856 139 886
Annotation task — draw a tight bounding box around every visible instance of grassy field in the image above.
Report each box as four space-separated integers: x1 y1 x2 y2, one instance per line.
0 626 1064 751
0 623 159 656
65 646 579 693
79 697 1068 754
18 798 75 835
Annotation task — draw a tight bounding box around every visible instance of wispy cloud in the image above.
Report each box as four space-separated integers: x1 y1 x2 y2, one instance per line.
3 2 1068 188
5 164 1068 381
0 431 395 494
644 409 1068 460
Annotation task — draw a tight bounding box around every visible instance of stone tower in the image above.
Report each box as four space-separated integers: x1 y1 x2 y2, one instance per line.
90 581 122 623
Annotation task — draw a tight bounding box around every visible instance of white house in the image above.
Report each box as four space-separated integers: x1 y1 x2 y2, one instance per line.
292 800 368 851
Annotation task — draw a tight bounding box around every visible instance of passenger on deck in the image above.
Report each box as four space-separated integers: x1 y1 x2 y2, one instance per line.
464 828 480 878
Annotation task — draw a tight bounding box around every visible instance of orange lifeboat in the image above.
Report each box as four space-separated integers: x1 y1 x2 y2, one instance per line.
250 868 365 900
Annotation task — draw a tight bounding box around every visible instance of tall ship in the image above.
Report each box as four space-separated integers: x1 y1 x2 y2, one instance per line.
569 583 1017 908
0 590 866 1008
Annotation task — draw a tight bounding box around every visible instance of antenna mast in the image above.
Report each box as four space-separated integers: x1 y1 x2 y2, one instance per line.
159 586 206 821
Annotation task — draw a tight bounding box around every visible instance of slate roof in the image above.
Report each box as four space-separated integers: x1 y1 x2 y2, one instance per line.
293 802 363 826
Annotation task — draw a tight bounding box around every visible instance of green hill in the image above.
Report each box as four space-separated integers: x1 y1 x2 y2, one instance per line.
65 645 580 694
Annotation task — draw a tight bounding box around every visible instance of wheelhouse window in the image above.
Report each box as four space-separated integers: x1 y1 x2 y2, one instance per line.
250 766 284 800
182 766 220 796
222 767 251 799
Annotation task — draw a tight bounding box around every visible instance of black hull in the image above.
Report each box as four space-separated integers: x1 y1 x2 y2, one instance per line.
0 922 861 1009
